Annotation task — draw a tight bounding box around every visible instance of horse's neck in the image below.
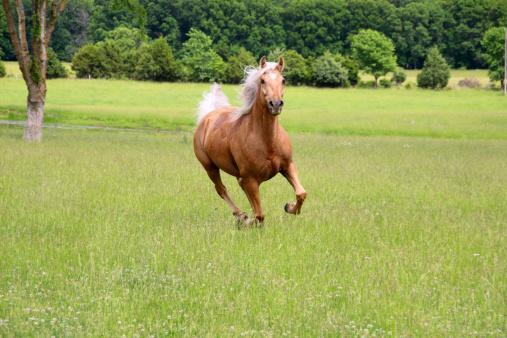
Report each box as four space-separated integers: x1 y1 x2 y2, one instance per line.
250 95 279 143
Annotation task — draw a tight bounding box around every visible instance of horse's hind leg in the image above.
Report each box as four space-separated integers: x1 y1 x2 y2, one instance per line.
281 162 306 215
205 165 241 216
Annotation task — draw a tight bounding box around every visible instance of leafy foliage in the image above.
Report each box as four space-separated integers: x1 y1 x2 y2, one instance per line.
417 47 451 89
335 53 360 86
46 47 68 79
351 29 397 88
282 50 310 86
181 28 225 82
311 51 348 87
391 68 407 85
0 60 5 78
135 37 181 82
482 27 506 87
223 48 256 84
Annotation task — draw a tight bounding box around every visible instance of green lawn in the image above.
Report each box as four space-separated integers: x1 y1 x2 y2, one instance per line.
0 75 506 336
1 75 506 139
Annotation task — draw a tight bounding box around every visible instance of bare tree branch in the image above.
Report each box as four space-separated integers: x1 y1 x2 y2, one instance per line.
1 0 31 83
46 0 68 47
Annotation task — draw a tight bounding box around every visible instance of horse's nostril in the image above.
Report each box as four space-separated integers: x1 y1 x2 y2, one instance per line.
280 101 284 106
269 101 274 106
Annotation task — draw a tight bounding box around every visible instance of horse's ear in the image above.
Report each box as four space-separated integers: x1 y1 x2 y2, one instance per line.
276 56 284 72
259 56 267 69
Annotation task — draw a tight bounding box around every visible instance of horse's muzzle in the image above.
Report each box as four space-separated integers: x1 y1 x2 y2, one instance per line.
269 100 284 115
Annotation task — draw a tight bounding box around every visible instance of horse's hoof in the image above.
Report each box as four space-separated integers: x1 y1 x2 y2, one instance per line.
284 203 289 213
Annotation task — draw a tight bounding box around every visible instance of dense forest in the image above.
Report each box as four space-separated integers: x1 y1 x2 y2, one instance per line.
1 0 506 69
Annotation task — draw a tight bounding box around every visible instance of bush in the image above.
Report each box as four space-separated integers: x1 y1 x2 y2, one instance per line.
135 37 181 82
312 51 348 87
223 48 256 84
391 69 406 85
0 61 5 78
46 47 68 79
457 78 482 88
282 50 310 86
404 82 413 89
335 54 359 86
72 40 130 79
72 44 101 78
379 78 392 88
357 80 376 88
417 47 450 89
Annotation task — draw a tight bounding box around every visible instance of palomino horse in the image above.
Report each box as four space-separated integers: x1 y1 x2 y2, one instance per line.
194 56 306 226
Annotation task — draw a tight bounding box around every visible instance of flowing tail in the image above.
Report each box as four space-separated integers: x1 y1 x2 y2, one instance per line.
196 84 231 125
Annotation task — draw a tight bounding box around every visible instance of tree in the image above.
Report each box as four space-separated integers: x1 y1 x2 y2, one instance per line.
223 47 256 84
482 27 506 89
312 51 348 87
0 0 145 141
351 29 397 88
417 47 450 89
135 37 181 82
282 49 310 86
181 28 225 82
46 47 67 79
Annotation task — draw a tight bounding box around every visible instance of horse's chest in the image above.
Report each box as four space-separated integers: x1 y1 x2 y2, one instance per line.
259 155 285 181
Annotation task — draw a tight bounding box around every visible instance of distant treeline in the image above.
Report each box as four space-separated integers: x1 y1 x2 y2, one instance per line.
1 0 506 69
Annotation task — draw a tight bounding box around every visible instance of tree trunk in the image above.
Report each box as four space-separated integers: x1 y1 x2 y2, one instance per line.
374 76 378 89
24 85 46 141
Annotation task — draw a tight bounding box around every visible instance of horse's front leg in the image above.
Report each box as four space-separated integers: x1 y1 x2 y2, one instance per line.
237 177 265 226
281 162 306 215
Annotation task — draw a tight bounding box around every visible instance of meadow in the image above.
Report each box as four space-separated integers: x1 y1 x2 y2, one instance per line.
0 71 506 336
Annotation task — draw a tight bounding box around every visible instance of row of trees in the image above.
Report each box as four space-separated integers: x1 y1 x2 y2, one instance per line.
1 0 506 69
69 27 505 91
70 27 362 87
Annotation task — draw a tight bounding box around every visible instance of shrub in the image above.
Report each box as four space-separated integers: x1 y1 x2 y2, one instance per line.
223 48 256 84
72 44 101 78
357 80 376 88
46 47 68 79
0 60 5 78
379 78 392 88
391 69 406 85
417 47 450 89
335 54 359 86
457 78 482 88
135 37 181 82
282 50 310 86
404 82 413 89
312 51 348 87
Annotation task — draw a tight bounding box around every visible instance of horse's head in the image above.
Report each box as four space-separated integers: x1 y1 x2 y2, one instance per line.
258 56 285 116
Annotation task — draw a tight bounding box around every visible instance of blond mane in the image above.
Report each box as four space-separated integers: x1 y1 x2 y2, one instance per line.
231 62 280 120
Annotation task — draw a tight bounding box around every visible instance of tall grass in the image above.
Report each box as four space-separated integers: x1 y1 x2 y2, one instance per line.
0 128 505 336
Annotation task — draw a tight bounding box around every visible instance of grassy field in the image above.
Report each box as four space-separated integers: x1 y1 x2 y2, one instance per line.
1 74 506 139
0 128 505 336
0 73 506 336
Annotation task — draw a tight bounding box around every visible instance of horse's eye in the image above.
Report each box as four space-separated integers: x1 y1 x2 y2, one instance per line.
260 79 265 84
282 79 286 85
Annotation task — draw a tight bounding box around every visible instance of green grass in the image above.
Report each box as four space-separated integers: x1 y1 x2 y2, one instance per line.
0 73 506 335
0 128 505 336
1 75 506 139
